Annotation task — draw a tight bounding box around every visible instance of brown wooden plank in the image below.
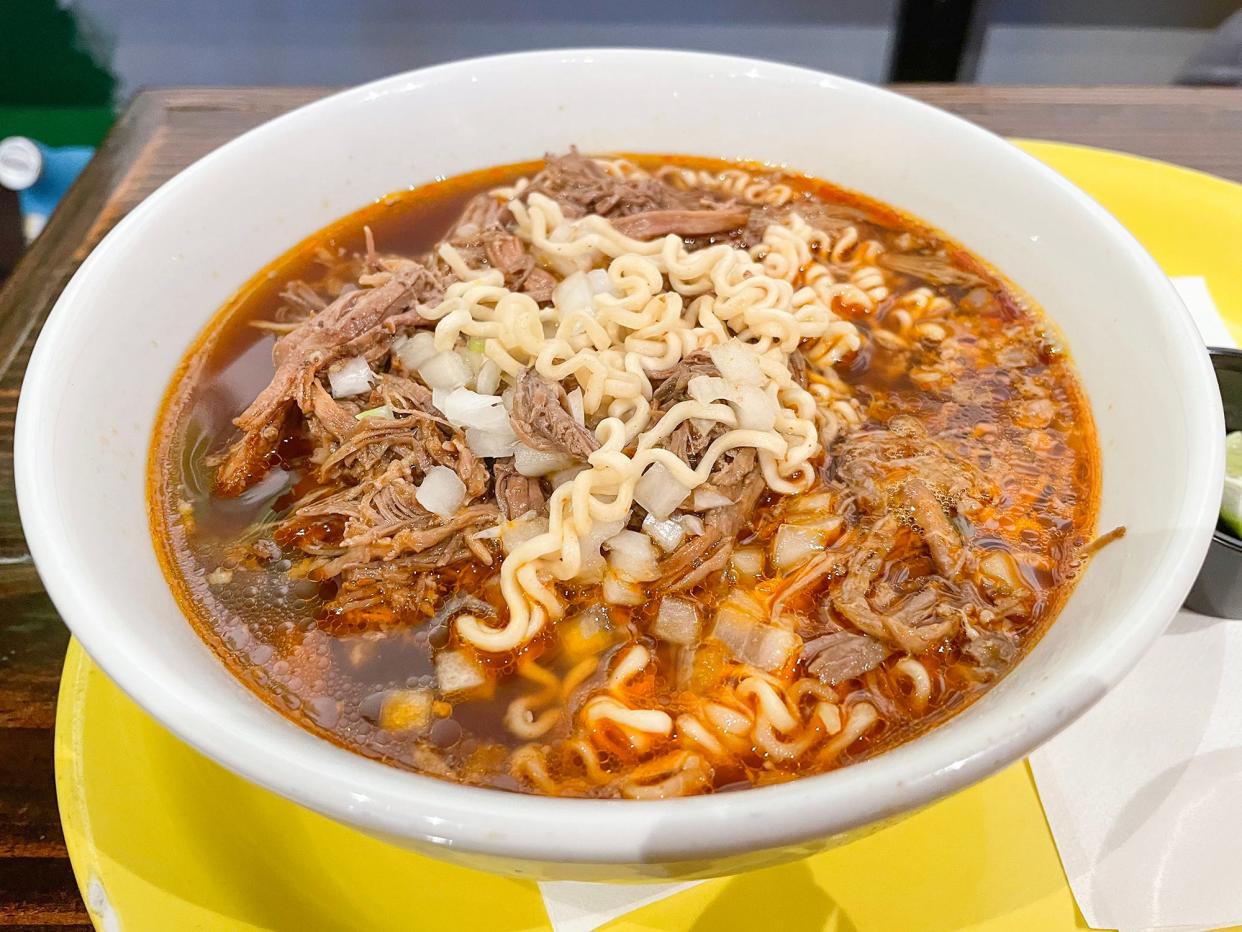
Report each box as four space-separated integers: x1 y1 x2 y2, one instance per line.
0 594 69 730
0 730 63 859
898 85 1242 182
0 859 87 926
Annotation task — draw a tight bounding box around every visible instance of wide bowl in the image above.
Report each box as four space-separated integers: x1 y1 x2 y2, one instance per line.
14 49 1222 881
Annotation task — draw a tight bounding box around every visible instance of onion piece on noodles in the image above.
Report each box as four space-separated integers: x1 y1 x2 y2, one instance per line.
634 463 691 520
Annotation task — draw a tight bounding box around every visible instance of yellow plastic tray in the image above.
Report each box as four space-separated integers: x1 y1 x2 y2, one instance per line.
55 141 1242 931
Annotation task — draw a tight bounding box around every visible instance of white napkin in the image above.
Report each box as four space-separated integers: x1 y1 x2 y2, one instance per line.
538 880 700 932
1029 276 1242 932
536 277 1238 932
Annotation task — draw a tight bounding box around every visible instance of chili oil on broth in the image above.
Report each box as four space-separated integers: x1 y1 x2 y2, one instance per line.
150 153 1099 797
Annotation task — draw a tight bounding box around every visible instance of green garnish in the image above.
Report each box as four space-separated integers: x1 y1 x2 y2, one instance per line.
1221 431 1242 537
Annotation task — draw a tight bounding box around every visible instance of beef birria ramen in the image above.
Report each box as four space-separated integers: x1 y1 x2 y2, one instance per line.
150 151 1103 798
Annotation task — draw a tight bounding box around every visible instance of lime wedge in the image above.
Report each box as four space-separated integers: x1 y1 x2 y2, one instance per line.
1222 433 1242 537
1228 431 1242 477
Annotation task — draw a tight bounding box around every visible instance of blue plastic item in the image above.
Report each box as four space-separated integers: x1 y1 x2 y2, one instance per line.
0 138 94 239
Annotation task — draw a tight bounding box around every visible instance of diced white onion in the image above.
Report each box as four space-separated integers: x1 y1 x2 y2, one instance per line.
587 268 617 296
708 340 765 386
687 375 737 405
475 359 502 396
562 605 617 656
550 463 589 488
567 387 585 426
415 465 465 518
574 519 626 583
394 331 437 373
327 356 375 398
553 270 592 313
602 569 646 606
378 688 434 731
653 597 701 646
751 628 803 672
678 514 705 537
790 513 845 540
785 492 837 518
691 487 734 510
435 650 486 695
465 426 518 458
736 386 778 431
718 589 765 621
441 387 511 432
501 512 548 555
642 512 686 552
730 546 765 580
418 350 472 391
514 443 578 477
604 529 660 582
980 550 1025 591
712 596 801 672
771 523 826 572
634 463 691 520
472 524 502 541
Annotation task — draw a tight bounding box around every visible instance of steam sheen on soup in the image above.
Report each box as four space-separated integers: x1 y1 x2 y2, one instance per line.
151 152 1100 798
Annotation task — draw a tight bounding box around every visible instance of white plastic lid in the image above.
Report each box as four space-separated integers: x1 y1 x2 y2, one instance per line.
0 136 42 191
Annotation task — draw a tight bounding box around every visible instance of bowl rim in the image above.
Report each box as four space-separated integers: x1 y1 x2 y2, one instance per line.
14 47 1224 865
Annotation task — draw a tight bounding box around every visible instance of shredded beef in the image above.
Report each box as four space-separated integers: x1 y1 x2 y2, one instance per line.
666 419 717 466
831 515 960 653
650 350 717 410
453 191 509 236
802 631 890 685
963 626 1020 678
523 149 722 220
834 421 992 515
215 264 446 496
214 403 294 498
611 208 749 240
879 252 986 288
656 449 764 592
493 460 546 520
521 267 556 303
371 372 437 415
483 232 530 275
788 349 809 389
317 503 500 578
508 368 599 459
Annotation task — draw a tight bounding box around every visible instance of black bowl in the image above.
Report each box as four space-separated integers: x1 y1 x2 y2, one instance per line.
1184 346 1242 616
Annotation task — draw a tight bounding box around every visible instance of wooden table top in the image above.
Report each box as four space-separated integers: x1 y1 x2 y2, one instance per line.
2 84 1241 927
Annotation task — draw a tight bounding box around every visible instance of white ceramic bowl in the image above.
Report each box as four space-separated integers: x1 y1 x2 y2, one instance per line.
15 50 1222 881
